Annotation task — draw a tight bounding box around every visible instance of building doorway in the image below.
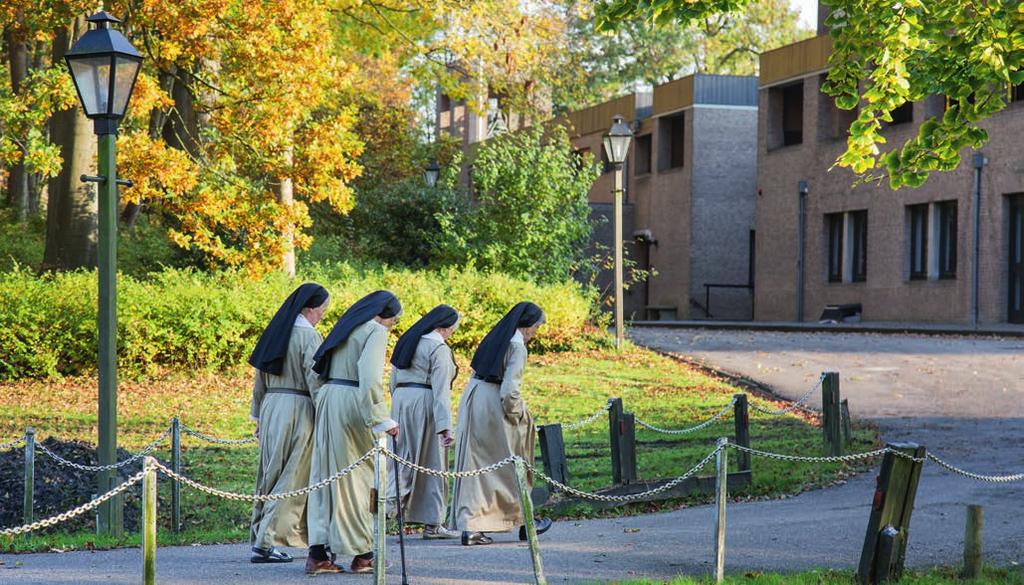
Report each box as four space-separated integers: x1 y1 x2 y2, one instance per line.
1009 194 1024 323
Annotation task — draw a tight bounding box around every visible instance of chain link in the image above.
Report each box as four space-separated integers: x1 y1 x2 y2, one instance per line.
529 445 723 503
381 447 517 478
727 442 892 464
0 435 25 450
634 397 737 435
561 403 613 431
34 427 172 472
180 423 259 445
750 374 825 415
0 467 148 536
926 453 1024 483
150 447 378 502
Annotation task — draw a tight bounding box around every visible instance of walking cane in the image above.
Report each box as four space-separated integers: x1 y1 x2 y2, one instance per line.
391 434 410 585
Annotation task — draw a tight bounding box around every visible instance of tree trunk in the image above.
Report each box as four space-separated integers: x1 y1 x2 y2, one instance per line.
277 145 296 277
6 30 30 219
43 17 98 270
28 39 48 216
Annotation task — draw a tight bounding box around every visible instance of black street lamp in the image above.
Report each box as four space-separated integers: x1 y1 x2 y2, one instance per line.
423 160 441 188
602 115 633 349
64 11 142 537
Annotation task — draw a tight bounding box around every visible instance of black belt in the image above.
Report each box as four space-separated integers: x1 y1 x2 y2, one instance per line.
325 378 359 387
396 382 432 390
472 374 502 383
266 387 310 397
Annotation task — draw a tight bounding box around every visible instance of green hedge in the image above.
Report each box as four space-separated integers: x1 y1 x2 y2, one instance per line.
0 264 605 380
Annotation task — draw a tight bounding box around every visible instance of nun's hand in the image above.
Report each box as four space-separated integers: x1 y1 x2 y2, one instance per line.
439 430 454 448
386 425 400 437
253 423 259 439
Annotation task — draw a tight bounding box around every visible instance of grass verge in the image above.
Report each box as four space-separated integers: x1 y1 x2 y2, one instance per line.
0 345 876 552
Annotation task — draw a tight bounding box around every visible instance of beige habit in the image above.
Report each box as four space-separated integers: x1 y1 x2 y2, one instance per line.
450 333 535 532
249 316 323 549
389 332 457 525
307 320 395 556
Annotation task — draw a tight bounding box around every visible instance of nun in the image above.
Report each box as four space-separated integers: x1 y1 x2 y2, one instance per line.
449 301 553 546
388 304 461 539
305 290 402 575
247 282 330 564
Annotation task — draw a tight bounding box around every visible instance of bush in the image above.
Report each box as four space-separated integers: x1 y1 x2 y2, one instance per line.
0 263 605 380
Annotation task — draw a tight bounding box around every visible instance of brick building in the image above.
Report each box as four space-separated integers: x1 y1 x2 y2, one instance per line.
436 75 761 321
754 32 1024 324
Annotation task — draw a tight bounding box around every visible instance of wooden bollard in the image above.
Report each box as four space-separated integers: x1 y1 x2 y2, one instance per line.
538 424 569 488
514 457 547 585
620 412 637 484
142 456 157 585
373 437 387 585
23 428 34 526
608 398 623 484
714 437 728 583
841 399 853 446
962 505 983 579
821 372 842 456
171 417 181 532
733 395 750 472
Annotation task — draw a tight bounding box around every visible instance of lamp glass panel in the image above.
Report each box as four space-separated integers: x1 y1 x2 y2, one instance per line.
602 135 614 163
68 56 111 116
611 135 631 163
111 56 141 117
424 169 439 187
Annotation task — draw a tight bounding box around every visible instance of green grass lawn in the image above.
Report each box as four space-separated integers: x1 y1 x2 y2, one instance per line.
602 566 1024 584
0 345 876 551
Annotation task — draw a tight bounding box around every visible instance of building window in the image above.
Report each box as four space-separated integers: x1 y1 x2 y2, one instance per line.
908 204 929 280
817 75 857 141
634 134 652 175
1013 83 1024 103
937 200 958 279
658 112 685 170
887 102 913 125
571 147 590 171
850 210 868 282
768 81 804 149
439 93 452 111
827 212 844 283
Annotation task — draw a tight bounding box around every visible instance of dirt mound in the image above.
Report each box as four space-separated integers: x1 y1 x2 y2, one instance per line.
0 437 147 533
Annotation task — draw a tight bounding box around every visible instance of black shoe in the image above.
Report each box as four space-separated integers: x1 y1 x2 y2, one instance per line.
461 531 493 546
518 517 553 541
250 546 293 563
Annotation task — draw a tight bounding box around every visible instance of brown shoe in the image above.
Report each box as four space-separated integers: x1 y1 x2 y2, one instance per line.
305 556 344 575
350 555 373 574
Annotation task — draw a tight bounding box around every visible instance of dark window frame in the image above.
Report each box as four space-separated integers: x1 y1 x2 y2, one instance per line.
937 200 958 279
850 210 868 282
781 82 804 146
634 134 653 175
887 102 914 125
658 112 685 171
1013 83 1024 103
827 212 844 283
908 203 929 280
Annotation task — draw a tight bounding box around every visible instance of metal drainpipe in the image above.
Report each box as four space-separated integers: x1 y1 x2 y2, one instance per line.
971 153 987 327
797 180 809 322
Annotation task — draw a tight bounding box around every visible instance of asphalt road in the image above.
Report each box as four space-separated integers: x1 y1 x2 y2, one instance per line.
4 327 1022 584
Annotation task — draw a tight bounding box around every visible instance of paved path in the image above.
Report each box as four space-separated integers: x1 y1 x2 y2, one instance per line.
4 327 1023 584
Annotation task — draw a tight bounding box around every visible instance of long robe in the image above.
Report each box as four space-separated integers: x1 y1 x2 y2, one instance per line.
249 322 323 550
307 320 394 556
389 335 457 525
450 339 535 533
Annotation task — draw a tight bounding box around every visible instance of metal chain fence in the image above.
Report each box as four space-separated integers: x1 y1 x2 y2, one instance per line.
749 374 825 415
180 424 258 445
34 427 172 472
926 452 1024 483
634 397 738 435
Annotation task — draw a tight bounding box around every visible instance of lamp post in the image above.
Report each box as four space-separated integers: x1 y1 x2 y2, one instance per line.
602 115 633 349
64 11 142 536
424 160 440 188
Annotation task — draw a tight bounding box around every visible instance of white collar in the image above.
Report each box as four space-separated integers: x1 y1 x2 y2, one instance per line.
422 331 444 342
294 314 314 329
511 330 524 344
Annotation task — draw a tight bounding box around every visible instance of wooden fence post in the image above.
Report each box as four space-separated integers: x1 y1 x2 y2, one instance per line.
373 437 387 585
822 372 842 456
733 395 750 473
714 437 728 583
962 505 983 579
841 399 853 446
23 428 34 526
608 398 623 485
620 412 637 484
857 443 926 585
537 424 569 489
514 457 547 585
142 456 157 585
171 417 181 532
